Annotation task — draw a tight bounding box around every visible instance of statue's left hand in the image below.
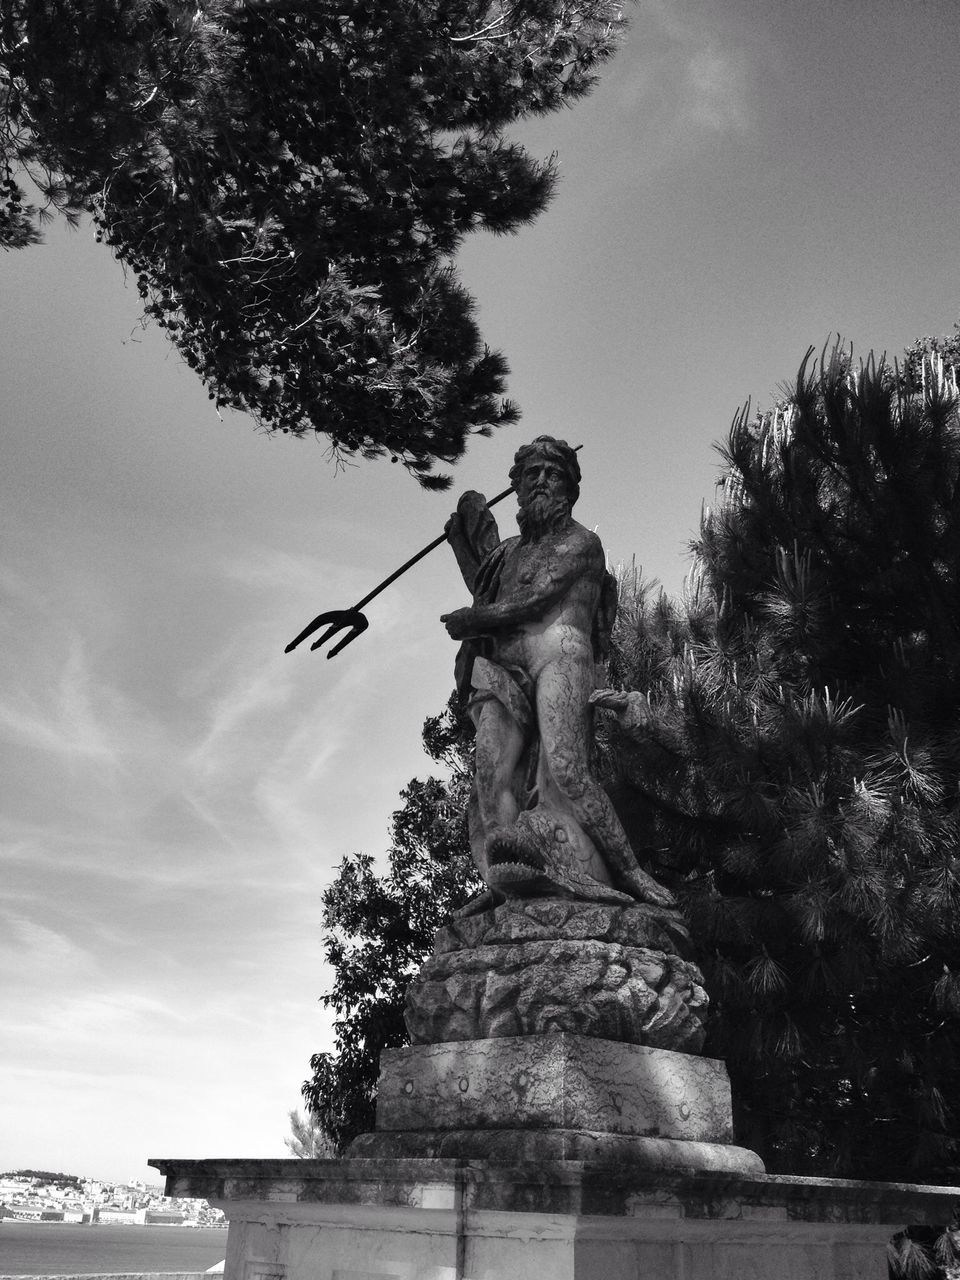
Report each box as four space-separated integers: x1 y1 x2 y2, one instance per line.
589 688 633 714
441 607 479 640
590 688 653 734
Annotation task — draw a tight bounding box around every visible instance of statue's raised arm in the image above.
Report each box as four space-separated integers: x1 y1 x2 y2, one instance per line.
445 490 501 594
441 435 674 911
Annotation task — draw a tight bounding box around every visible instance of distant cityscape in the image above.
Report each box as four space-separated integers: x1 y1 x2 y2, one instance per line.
0 1171 225 1227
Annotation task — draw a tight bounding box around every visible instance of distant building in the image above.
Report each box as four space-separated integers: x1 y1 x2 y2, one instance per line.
1 1172 222 1226
144 1208 186 1225
3 1206 64 1222
95 1207 141 1225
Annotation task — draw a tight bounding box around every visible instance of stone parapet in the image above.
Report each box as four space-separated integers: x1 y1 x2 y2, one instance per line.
0 1274 218 1280
149 1157 960 1280
149 1156 960 1227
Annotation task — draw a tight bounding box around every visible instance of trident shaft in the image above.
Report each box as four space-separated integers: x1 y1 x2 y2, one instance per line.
284 482 515 658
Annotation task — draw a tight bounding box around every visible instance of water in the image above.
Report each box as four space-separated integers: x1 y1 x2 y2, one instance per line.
0 1222 227 1275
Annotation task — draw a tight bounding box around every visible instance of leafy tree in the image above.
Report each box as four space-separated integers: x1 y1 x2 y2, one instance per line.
1 0 623 484
903 323 960 394
5 1170 83 1187
302 700 480 1151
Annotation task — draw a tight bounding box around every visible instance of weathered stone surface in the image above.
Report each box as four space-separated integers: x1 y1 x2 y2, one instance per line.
347 1128 764 1173
150 1156 960 1280
0 1275 215 1280
405 936 707 1051
375 1036 734 1144
436 896 696 959
406 897 707 1052
150 1155 960 1227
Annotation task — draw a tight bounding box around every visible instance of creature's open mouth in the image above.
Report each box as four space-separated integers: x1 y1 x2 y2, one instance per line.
486 833 545 870
487 862 551 888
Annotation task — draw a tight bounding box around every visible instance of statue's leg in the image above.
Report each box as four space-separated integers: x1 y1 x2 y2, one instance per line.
473 697 526 843
536 660 675 908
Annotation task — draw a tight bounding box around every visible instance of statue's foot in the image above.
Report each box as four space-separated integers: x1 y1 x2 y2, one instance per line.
622 865 676 909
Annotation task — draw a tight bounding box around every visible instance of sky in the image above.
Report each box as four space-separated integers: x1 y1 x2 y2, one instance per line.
2 0 959 1184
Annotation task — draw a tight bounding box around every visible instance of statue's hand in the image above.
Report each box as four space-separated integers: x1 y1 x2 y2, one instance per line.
441 607 479 640
590 688 653 733
446 491 489 542
589 688 633 714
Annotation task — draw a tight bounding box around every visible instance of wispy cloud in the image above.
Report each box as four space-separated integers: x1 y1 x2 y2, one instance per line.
0 915 96 982
0 635 118 761
684 46 751 134
605 0 763 174
188 653 294 781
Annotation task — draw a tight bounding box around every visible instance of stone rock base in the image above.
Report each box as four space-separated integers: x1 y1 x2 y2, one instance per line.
150 1157 960 1280
404 897 708 1052
355 1033 761 1176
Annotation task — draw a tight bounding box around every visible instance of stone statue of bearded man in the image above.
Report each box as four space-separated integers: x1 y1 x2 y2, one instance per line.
442 436 673 909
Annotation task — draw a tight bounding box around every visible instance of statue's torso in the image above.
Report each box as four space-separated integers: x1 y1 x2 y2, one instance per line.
483 524 602 677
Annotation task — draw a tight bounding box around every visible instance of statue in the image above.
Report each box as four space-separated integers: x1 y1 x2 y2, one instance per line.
288 435 707 1058
442 436 674 909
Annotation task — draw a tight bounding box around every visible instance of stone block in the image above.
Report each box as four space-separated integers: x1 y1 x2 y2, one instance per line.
375 1034 733 1143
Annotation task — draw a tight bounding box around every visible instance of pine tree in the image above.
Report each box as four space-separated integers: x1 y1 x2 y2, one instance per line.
284 1108 336 1159
597 343 960 1184
1 0 623 484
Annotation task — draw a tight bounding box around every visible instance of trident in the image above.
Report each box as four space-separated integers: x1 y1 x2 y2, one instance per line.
284 480 516 658
284 445 582 658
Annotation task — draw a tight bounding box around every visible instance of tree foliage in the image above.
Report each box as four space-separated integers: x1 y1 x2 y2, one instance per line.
903 323 960 394
302 700 480 1151
284 1107 336 1159
597 343 960 1183
4 1170 84 1187
1 0 623 484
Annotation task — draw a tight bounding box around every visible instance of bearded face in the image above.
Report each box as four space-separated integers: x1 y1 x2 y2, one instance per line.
516 458 573 541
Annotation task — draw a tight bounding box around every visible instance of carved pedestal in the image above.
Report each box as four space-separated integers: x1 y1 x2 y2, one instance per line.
349 1033 762 1174
151 901 960 1278
404 897 708 1053
350 896 749 1172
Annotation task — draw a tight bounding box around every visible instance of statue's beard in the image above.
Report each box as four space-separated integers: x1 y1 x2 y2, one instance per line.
517 491 571 542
